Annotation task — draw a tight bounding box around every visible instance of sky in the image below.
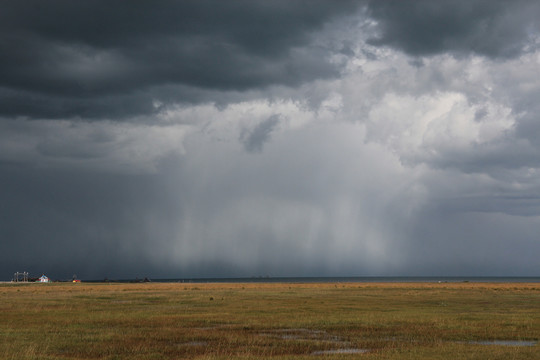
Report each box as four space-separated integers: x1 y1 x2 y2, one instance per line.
1 0 540 280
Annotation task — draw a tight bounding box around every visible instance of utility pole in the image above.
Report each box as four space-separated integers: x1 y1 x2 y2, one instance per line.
13 271 29 282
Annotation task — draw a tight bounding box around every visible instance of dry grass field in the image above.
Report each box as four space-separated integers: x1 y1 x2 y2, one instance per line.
0 281 538 359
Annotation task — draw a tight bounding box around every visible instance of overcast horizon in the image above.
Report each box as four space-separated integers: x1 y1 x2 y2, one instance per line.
2 0 540 281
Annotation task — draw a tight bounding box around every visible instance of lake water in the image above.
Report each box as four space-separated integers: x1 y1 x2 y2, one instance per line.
141 276 540 284
311 348 369 355
466 340 537 346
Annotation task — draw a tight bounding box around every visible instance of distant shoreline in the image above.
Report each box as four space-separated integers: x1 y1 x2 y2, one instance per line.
56 276 540 284
4 276 540 284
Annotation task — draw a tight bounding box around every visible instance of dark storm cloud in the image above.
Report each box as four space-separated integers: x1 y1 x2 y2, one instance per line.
0 162 185 280
0 0 359 119
402 205 540 276
2 1 540 281
366 0 540 58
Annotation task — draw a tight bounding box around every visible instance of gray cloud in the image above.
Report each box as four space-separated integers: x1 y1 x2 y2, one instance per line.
2 1 540 280
241 115 281 153
402 205 540 275
366 0 540 58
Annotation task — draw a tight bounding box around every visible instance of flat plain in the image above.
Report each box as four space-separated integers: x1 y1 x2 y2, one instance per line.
1 282 538 359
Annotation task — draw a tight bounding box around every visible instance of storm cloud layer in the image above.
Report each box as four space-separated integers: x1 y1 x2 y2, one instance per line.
1 1 539 280
0 0 358 119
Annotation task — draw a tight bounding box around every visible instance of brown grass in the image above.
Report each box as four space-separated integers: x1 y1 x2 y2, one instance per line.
0 282 538 359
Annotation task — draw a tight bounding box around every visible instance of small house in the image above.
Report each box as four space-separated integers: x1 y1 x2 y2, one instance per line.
38 274 50 283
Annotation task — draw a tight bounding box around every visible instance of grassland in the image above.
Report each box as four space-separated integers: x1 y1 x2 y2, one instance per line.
0 282 538 359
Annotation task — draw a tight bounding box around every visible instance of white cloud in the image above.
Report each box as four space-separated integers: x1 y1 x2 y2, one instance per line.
365 92 515 168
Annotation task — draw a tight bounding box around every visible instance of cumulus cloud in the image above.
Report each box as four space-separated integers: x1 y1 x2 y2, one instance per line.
365 92 515 169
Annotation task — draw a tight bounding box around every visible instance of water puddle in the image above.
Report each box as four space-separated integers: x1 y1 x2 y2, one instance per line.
467 340 536 346
182 341 208 346
275 328 325 335
196 324 235 331
263 328 342 342
312 348 369 355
